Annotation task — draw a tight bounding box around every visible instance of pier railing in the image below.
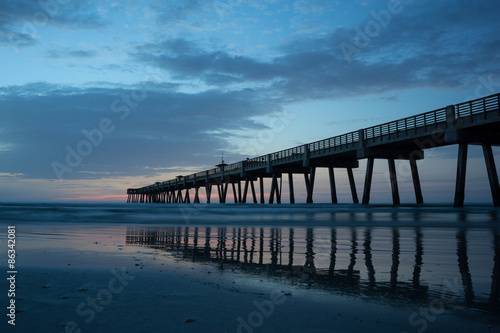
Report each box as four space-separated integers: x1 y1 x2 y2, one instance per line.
456 93 500 118
309 130 360 155
268 146 304 164
364 107 448 141
225 162 241 174
246 155 268 169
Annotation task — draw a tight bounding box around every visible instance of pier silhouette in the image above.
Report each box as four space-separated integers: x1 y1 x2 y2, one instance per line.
127 93 500 206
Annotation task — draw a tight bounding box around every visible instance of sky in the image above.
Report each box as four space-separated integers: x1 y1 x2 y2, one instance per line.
0 0 499 203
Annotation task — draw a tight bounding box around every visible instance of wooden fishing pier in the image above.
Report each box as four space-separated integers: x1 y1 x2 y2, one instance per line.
127 93 500 207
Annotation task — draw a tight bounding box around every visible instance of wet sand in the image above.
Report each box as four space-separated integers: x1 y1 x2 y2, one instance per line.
3 221 499 333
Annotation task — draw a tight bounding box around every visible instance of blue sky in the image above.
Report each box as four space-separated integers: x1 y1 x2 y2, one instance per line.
0 0 499 203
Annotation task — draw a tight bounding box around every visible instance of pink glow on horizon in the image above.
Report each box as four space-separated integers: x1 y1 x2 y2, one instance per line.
57 194 128 202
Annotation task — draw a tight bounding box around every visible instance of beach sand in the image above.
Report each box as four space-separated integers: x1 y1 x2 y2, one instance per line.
3 221 499 333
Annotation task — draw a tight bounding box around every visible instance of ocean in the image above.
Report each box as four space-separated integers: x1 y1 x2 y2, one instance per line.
1 202 499 332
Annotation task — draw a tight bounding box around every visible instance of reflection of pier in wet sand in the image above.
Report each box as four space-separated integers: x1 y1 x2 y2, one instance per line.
126 226 500 316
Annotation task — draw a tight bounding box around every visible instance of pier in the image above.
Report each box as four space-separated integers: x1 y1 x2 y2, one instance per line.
127 93 500 207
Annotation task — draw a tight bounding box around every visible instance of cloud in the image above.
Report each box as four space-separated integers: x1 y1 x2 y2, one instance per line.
293 0 336 15
0 0 106 48
0 82 282 181
0 26 36 47
0 172 23 178
132 38 280 85
132 0 500 102
153 0 207 23
45 47 98 59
